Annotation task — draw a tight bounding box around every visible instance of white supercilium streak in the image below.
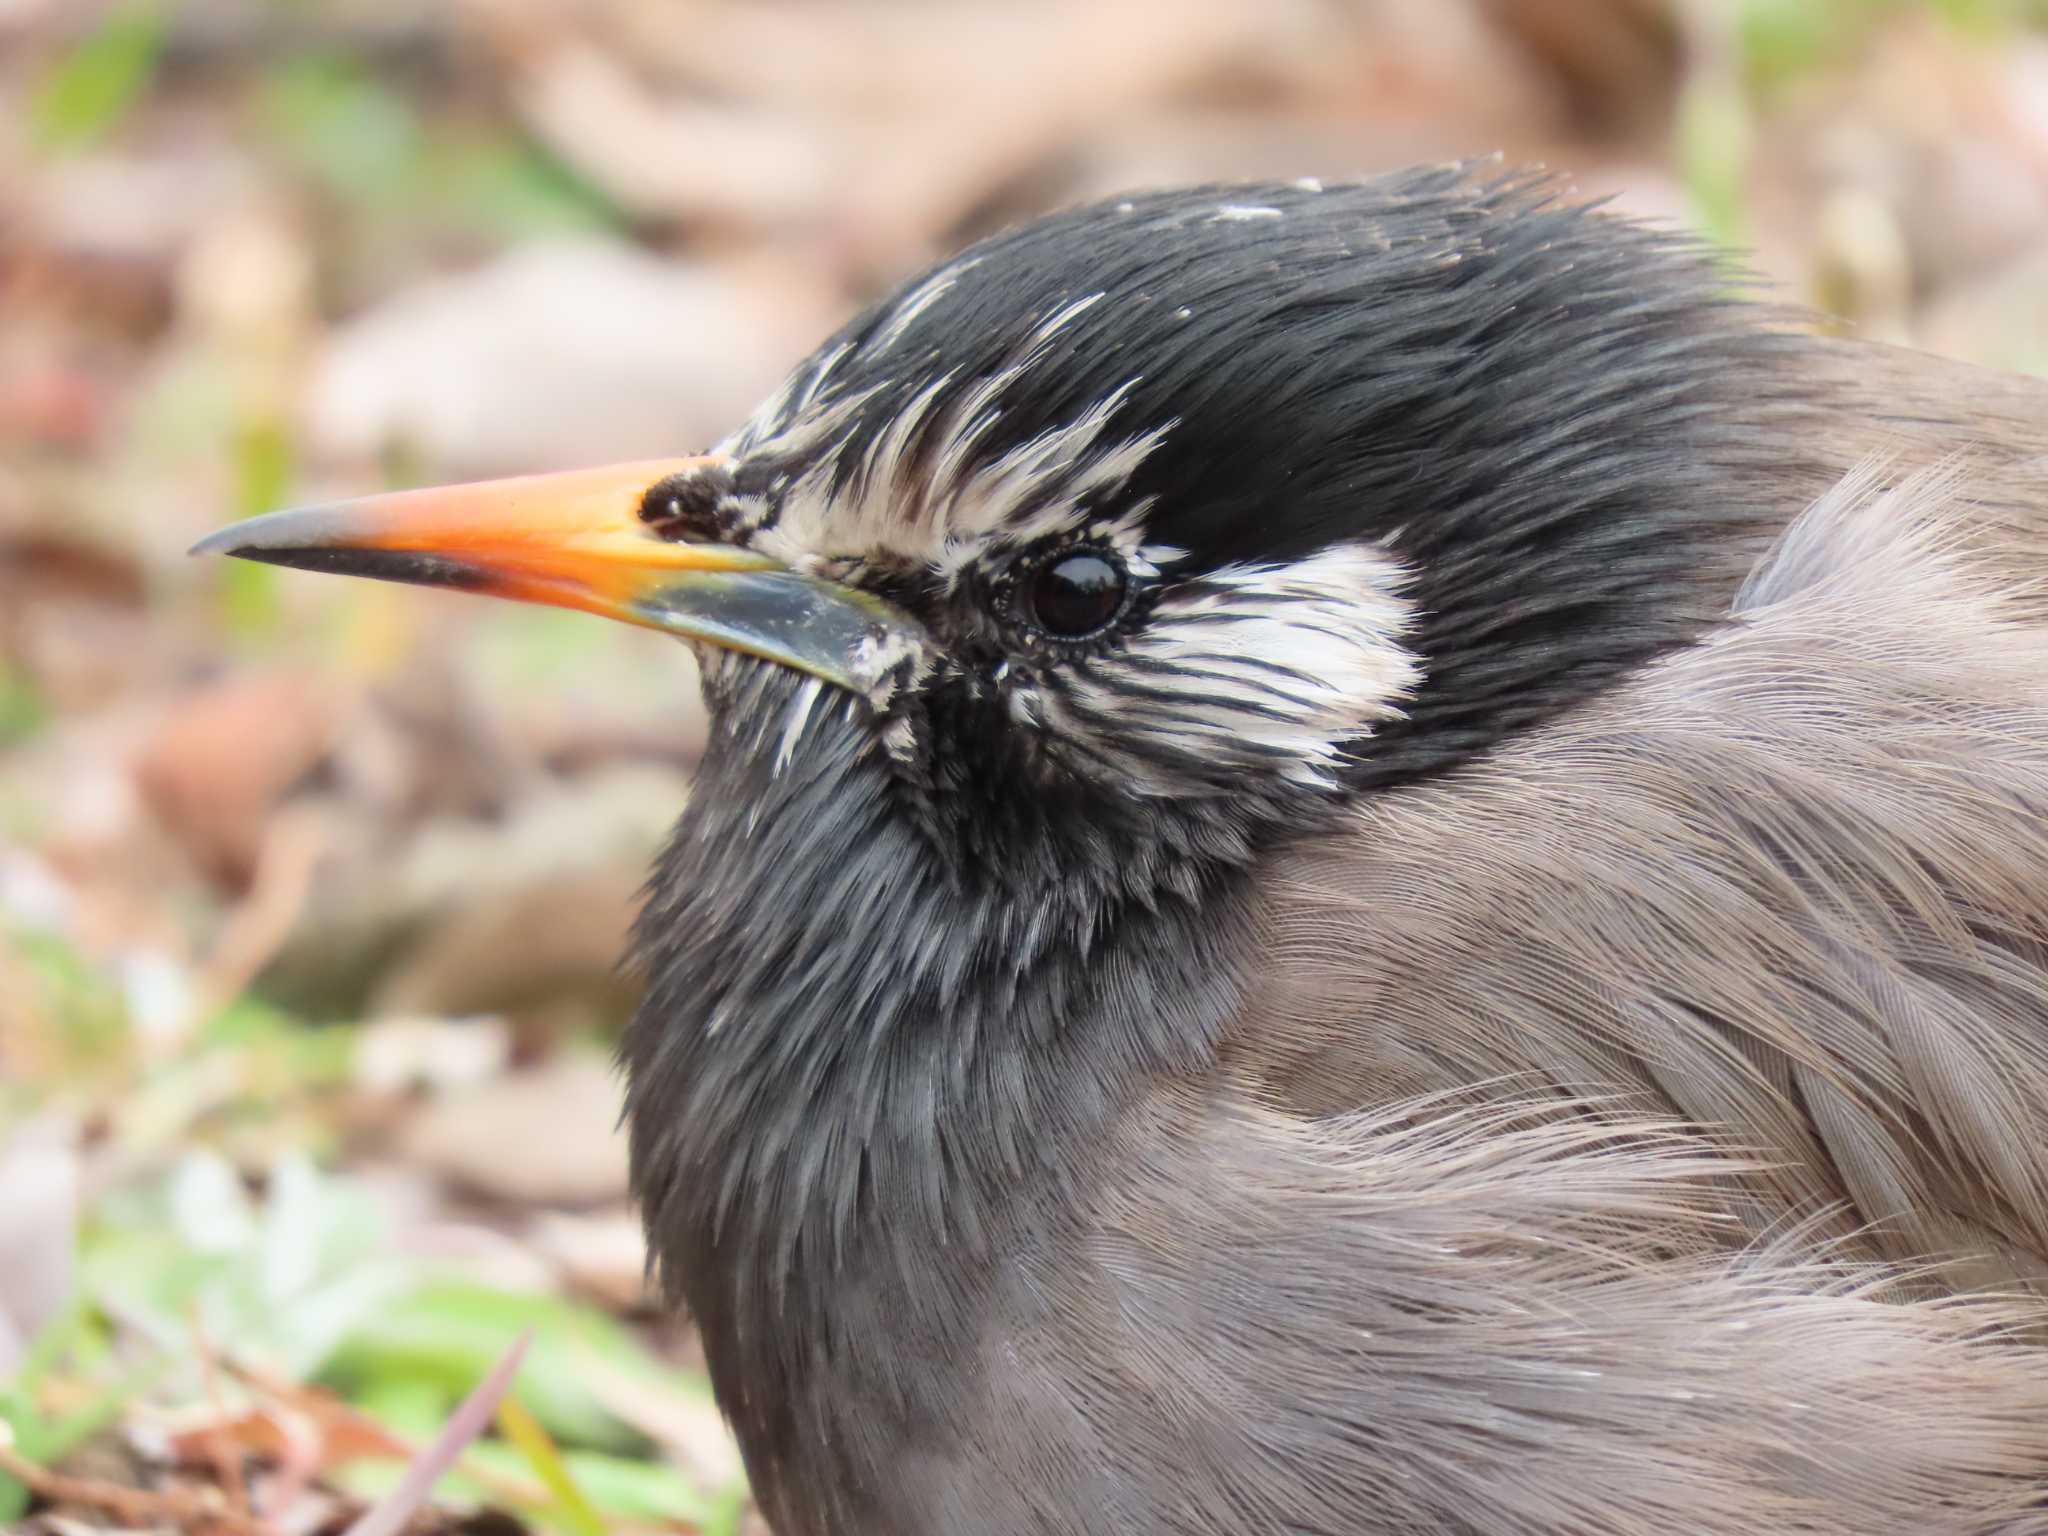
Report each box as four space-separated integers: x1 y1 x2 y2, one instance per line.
738 290 1175 582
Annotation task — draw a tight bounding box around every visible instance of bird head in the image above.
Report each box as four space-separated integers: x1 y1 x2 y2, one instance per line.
196 169 1804 894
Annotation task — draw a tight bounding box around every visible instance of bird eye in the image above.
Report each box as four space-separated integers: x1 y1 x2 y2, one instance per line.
1025 550 1128 639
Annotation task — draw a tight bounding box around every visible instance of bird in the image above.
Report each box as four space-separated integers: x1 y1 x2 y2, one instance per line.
195 166 2048 1534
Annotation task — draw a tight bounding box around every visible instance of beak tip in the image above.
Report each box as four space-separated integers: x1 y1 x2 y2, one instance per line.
188 527 246 559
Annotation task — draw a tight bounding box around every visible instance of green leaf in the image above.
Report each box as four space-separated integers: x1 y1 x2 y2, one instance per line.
214 417 296 637
423 136 622 240
325 1281 694 1456
457 1442 734 1530
1676 77 1754 249
497 1395 606 1536
10 929 130 1070
1924 0 2032 34
0 1385 35 1521
337 1383 698 1529
258 52 618 240
1 1303 144 1521
0 665 49 750
1735 0 1848 93
350 1377 453 1441
30 1 167 152
259 55 426 207
234 410 293 526
26 1382 132 1471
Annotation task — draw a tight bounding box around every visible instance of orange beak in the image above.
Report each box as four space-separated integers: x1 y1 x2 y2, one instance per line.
189 458 920 694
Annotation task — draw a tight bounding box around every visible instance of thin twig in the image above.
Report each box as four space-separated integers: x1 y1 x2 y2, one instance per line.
0 1422 273 1536
195 805 329 1016
188 1302 255 1520
221 1359 553 1510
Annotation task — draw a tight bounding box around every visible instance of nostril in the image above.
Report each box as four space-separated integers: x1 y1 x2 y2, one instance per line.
639 463 735 541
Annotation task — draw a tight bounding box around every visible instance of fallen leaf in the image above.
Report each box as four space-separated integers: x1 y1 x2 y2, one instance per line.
132 669 340 891
395 1055 629 1208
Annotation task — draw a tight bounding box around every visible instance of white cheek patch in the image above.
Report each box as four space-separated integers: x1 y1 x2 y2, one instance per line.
1031 540 1422 794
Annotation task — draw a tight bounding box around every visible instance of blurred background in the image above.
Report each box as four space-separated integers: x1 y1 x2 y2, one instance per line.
3 1 2046 1532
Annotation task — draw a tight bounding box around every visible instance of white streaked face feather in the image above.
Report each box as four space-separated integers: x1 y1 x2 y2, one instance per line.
1013 540 1421 796
728 299 1170 588
714 293 1424 799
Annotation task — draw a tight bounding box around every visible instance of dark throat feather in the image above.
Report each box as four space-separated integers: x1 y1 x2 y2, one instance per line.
622 658 1254 1509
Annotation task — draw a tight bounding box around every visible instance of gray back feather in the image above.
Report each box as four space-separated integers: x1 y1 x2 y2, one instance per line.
1249 463 2048 1285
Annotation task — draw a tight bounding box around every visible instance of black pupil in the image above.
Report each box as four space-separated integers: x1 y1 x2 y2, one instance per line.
1030 553 1125 637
